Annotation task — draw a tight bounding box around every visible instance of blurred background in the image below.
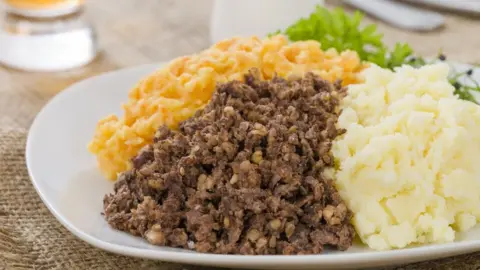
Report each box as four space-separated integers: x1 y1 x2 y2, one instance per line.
1 0 479 111
0 0 479 95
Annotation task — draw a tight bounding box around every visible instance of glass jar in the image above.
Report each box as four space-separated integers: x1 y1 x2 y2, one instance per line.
0 0 97 72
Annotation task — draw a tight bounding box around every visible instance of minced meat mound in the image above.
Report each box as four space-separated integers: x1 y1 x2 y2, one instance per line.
103 69 355 255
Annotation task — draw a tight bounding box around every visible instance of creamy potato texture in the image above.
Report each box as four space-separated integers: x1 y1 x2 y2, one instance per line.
333 63 480 250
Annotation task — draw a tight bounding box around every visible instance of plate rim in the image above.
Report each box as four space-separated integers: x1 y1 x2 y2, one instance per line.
25 62 480 268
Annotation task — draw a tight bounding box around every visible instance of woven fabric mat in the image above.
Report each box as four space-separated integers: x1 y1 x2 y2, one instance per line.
0 130 200 270
1 0 480 269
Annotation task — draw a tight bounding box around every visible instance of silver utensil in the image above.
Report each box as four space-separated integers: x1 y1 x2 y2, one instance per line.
404 0 480 15
343 0 445 31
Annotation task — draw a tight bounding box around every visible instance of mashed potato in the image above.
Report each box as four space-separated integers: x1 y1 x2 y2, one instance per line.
332 63 480 250
89 35 366 180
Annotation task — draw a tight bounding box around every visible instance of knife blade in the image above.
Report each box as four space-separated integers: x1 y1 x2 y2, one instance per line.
343 0 445 31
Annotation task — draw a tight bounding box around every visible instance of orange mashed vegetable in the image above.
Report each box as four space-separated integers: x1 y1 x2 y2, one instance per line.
88 35 367 180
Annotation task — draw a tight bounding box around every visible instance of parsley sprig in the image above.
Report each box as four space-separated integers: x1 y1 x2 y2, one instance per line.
272 6 479 104
409 55 480 102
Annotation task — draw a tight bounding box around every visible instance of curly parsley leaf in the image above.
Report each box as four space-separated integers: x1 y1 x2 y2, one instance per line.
279 6 412 69
272 5 480 104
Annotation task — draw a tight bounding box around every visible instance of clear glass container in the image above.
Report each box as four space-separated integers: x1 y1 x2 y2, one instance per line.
0 0 97 72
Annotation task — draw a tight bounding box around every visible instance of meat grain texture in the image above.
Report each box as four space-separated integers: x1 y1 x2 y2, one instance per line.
103 69 355 255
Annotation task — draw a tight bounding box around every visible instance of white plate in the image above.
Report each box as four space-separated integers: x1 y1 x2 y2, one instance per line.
26 62 480 269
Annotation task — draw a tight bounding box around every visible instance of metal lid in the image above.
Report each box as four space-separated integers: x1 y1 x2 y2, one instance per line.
3 0 84 18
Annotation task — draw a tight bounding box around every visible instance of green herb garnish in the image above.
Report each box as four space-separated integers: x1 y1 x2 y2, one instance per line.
273 6 480 104
409 54 480 102
279 6 412 69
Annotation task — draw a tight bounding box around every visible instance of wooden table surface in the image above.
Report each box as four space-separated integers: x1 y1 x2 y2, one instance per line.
1 0 479 269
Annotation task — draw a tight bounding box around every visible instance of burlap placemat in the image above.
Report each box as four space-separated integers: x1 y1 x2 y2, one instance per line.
0 128 223 270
